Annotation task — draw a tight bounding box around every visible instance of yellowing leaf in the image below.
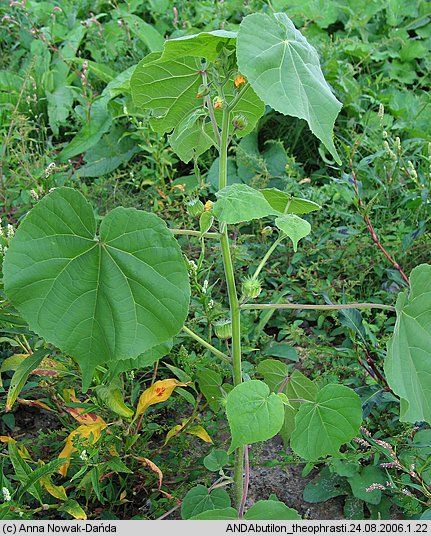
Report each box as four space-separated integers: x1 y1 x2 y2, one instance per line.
163 424 184 445
0 436 13 443
119 490 127 501
60 499 87 520
17 398 53 411
134 379 187 421
64 406 106 425
58 423 107 476
41 476 67 501
138 457 163 489
186 425 213 444
63 389 78 403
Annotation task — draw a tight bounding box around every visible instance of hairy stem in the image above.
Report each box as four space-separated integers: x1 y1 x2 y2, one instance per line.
182 326 231 363
218 105 244 508
170 228 219 239
251 234 286 281
239 445 249 518
241 302 395 312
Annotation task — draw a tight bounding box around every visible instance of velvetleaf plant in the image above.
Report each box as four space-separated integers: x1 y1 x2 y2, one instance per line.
3 12 431 520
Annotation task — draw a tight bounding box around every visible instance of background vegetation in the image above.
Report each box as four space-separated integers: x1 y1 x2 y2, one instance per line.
0 0 430 521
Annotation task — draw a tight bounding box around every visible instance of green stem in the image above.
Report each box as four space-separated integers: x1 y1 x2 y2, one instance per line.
240 302 396 312
182 326 231 363
252 234 286 281
170 229 219 239
218 105 244 508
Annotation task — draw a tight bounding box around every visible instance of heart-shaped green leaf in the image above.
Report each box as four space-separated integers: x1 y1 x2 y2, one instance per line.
281 370 318 446
213 184 277 224
275 214 311 251
131 53 202 134
226 380 285 453
3 188 190 389
291 384 362 460
244 500 301 520
181 485 231 519
237 12 342 163
261 188 321 214
385 264 431 424
161 30 237 61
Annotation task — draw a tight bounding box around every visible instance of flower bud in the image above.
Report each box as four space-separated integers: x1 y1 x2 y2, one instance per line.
241 276 262 299
214 318 232 340
186 197 204 218
261 226 273 237
213 96 224 110
204 200 214 212
196 84 210 98
232 114 248 131
234 74 246 88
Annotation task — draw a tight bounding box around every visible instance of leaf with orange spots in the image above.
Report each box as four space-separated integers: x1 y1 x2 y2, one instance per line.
58 422 107 476
134 379 187 422
64 406 106 425
186 425 213 444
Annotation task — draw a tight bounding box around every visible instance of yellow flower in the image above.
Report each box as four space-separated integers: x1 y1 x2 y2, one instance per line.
234 74 246 88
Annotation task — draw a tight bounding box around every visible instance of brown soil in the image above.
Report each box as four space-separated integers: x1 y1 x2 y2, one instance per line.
246 436 345 519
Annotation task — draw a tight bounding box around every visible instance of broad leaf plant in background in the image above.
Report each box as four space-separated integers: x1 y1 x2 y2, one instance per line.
1 9 431 521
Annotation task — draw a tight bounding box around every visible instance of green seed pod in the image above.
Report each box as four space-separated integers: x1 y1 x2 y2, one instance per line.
214 318 232 340
186 197 204 218
241 276 262 299
232 114 248 131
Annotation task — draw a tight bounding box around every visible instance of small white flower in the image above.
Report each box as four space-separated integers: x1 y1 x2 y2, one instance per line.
79 449 88 461
130 370 135 380
208 299 214 309
30 189 39 201
6 224 14 239
19 511 23 517
187 260 197 273
202 280 209 294
2 487 11 502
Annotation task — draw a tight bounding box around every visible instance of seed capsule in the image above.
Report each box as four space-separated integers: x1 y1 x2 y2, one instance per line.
232 114 248 131
186 197 204 218
241 276 262 299
214 318 232 340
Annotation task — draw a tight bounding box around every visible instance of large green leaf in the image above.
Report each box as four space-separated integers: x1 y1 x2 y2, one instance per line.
291 384 362 460
109 340 172 375
3 188 190 390
191 508 238 520
237 12 342 163
275 214 311 251
226 380 285 453
168 110 214 163
181 485 231 519
213 184 277 224
281 370 318 446
244 500 300 520
261 188 321 215
257 358 289 393
131 54 202 134
347 466 386 505
161 30 237 61
385 264 431 424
